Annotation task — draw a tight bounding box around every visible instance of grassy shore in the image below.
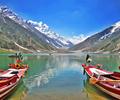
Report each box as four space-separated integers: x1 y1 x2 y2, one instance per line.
0 48 15 54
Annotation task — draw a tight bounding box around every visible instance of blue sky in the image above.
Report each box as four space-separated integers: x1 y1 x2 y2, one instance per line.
0 0 120 37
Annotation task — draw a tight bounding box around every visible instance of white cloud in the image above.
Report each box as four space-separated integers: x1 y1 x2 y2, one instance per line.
68 34 87 44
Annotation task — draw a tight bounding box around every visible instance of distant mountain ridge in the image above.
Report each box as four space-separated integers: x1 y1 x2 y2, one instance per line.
70 21 120 53
0 6 73 49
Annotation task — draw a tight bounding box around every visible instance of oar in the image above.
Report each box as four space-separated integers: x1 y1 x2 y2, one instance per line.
89 77 120 85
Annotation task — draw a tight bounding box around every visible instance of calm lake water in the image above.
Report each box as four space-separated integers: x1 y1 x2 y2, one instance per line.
1 53 120 100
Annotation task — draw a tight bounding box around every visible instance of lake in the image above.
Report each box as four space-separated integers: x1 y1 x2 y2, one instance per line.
1 53 120 100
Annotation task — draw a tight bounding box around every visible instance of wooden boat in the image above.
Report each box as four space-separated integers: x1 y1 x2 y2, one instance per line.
0 65 28 99
82 64 120 99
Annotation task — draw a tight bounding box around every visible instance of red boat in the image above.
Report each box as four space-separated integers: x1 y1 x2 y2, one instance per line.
0 65 28 99
82 64 120 99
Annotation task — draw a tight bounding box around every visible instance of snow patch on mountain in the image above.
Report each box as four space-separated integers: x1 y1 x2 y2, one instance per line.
68 34 87 44
0 6 23 23
112 21 120 33
100 21 120 40
100 32 112 40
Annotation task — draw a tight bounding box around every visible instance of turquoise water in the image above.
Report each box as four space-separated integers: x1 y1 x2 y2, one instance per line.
0 53 120 100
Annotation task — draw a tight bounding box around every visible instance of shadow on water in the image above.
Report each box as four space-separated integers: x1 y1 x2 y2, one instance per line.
0 53 120 100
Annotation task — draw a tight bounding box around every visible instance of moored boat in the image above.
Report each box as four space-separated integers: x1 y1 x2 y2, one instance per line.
0 53 28 99
82 64 120 99
0 67 28 99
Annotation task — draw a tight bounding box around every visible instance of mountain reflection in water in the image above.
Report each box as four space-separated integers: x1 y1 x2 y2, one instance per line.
0 53 120 100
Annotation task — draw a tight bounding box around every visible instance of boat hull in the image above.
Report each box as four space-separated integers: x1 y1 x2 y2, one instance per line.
0 81 18 99
82 64 120 99
0 68 28 99
95 83 120 99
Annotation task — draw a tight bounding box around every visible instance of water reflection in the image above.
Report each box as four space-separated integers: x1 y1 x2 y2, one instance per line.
24 67 57 92
23 54 120 100
24 55 85 94
0 54 120 100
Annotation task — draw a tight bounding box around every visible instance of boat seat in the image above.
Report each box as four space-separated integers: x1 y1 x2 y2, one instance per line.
101 74 117 80
111 72 120 80
89 68 110 75
10 71 18 74
0 70 18 78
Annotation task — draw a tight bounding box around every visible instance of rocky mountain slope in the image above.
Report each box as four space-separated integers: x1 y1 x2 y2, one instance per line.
70 21 120 53
0 6 58 52
26 20 73 48
0 6 73 50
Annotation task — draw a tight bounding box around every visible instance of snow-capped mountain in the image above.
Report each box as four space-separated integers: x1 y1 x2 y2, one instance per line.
0 6 57 51
68 34 87 45
0 6 25 25
0 6 73 48
26 20 73 48
70 21 120 53
100 21 120 40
